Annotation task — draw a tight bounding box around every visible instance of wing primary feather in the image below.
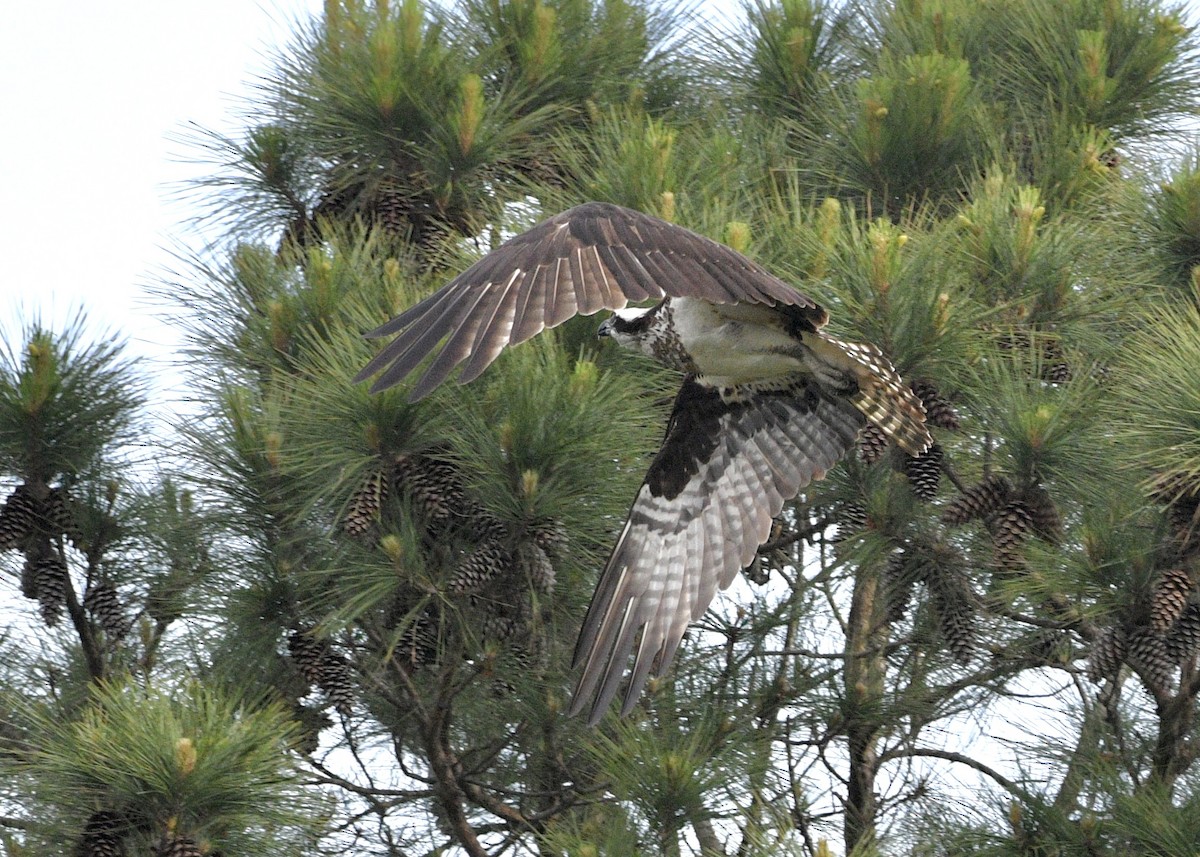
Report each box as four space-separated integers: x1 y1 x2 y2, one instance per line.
591 531 667 724
588 602 645 726
582 244 618 307
544 257 579 327
368 285 492 394
569 247 603 316
457 274 525 384
355 282 467 382
361 281 461 341
571 520 639 670
572 597 634 720
595 245 649 301
572 526 654 722
622 523 690 715
407 273 521 395
510 264 549 344
407 277 515 398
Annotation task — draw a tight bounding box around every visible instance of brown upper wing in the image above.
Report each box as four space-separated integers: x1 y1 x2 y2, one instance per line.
354 202 827 399
567 377 864 726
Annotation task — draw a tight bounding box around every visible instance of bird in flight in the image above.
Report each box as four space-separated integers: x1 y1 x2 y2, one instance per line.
355 202 931 725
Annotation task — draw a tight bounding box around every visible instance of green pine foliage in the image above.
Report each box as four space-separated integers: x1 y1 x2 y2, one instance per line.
0 314 143 483
17 681 318 854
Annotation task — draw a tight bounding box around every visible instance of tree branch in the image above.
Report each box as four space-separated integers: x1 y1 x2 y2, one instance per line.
878 747 1032 802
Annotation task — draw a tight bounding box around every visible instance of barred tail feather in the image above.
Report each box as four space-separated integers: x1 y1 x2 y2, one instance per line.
823 336 932 457
851 379 931 456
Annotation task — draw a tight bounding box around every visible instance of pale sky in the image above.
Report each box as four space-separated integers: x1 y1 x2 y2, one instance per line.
0 2 324 379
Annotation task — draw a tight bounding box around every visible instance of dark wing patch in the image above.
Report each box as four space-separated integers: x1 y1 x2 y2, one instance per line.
355 202 828 399
567 376 865 726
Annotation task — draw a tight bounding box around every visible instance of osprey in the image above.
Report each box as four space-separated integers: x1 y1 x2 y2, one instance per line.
356 202 931 725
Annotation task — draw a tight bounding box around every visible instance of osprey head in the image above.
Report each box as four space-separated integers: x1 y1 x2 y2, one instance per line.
598 306 656 349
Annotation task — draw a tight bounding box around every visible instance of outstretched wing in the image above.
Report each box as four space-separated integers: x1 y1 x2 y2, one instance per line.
354 202 827 399
568 377 865 726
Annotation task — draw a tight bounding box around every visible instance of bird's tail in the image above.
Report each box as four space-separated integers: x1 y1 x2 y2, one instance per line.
818 335 932 457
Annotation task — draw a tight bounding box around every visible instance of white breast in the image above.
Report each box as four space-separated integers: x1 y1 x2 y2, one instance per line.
669 298 806 385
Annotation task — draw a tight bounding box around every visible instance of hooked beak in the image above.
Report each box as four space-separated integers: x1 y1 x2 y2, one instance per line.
597 317 613 338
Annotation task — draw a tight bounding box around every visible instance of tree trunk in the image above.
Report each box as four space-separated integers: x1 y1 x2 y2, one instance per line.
843 567 886 853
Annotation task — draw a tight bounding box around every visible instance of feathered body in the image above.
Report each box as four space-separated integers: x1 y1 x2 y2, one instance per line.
355 202 931 724
602 297 930 457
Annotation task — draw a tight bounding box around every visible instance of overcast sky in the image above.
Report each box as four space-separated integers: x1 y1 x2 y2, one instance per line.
0 1 322 378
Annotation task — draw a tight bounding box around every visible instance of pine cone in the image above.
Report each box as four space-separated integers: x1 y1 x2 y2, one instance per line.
287 630 328 686
85 581 129 640
473 595 529 642
990 501 1033 572
1043 361 1071 384
399 614 439 667
1166 498 1200 558
831 502 868 543
372 177 413 236
318 652 356 715
1024 486 1062 544
521 542 556 593
393 453 467 524
532 519 569 555
911 379 960 430
1167 604 1200 661
1086 625 1126 682
31 553 69 626
0 483 37 550
1126 629 1176 694
43 487 81 543
905 444 943 501
480 613 521 640
996 330 1031 353
856 424 889 464
1149 472 1200 505
942 475 1013 525
1150 568 1193 634
1039 338 1067 378
154 835 202 857
448 540 511 594
882 552 920 624
78 810 124 857
927 566 977 664
343 468 389 537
